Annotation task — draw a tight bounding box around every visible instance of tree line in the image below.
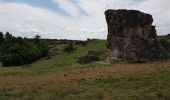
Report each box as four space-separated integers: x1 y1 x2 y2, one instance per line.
0 32 49 67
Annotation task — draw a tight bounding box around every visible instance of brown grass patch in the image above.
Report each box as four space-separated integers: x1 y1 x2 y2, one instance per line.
0 60 170 85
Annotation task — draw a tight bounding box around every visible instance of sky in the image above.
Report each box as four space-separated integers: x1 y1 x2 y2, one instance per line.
0 0 170 40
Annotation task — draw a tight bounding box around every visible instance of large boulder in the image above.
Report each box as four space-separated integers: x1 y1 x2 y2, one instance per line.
105 9 167 63
77 51 99 64
77 55 99 64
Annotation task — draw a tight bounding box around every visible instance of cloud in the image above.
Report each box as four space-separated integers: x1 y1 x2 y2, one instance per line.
0 3 72 38
53 0 81 18
0 0 170 40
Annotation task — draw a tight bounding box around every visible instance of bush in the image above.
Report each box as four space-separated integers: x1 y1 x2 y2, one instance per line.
0 32 4 45
37 41 49 57
0 37 42 66
167 34 170 37
64 44 75 53
4 32 12 39
159 38 170 51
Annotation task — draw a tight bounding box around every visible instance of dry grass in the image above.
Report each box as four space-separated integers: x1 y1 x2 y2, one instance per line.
0 60 169 85
0 60 169 99
0 40 170 99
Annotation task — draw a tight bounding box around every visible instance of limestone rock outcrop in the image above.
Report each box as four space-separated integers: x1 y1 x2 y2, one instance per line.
105 9 166 63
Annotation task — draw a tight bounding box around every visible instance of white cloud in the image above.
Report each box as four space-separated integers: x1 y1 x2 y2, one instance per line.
53 0 81 18
0 0 170 40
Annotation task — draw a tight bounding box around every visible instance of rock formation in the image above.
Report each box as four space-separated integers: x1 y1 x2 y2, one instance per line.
77 50 99 64
105 9 166 63
77 55 99 64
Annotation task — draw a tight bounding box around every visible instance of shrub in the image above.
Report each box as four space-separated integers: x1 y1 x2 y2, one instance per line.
167 34 170 37
159 38 170 52
0 32 4 45
37 41 49 57
64 44 75 53
0 37 41 66
4 32 12 39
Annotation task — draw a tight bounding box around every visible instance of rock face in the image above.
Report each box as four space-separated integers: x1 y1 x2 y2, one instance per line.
105 9 166 63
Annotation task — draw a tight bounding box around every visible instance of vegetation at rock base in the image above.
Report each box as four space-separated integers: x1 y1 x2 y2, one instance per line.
158 35 170 54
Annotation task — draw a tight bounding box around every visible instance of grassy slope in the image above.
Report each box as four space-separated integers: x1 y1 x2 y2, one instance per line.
0 40 109 76
0 40 170 100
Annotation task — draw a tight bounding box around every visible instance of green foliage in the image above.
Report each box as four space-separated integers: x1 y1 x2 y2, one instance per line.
33 34 49 57
167 34 170 37
105 41 110 49
0 32 4 45
159 37 170 51
0 33 49 67
158 36 170 58
4 32 12 39
0 37 41 66
34 34 41 44
37 41 49 57
0 40 108 73
64 43 75 53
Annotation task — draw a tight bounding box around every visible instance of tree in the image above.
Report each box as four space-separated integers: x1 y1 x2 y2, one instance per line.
167 34 170 37
34 34 41 44
0 32 4 45
4 32 12 39
0 33 49 67
0 37 41 66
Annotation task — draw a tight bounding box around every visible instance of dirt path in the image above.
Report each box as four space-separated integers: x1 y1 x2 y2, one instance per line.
0 60 169 85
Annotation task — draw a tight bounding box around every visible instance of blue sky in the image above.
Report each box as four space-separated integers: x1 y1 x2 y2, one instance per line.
0 0 170 40
0 0 72 16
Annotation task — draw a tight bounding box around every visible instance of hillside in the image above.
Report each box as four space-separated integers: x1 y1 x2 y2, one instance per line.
0 40 109 75
0 39 170 99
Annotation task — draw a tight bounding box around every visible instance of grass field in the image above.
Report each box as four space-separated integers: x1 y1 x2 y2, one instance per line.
0 40 170 100
0 40 109 75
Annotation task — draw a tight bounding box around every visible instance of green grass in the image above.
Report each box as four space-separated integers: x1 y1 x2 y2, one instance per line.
0 39 170 100
0 40 109 76
0 66 170 100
